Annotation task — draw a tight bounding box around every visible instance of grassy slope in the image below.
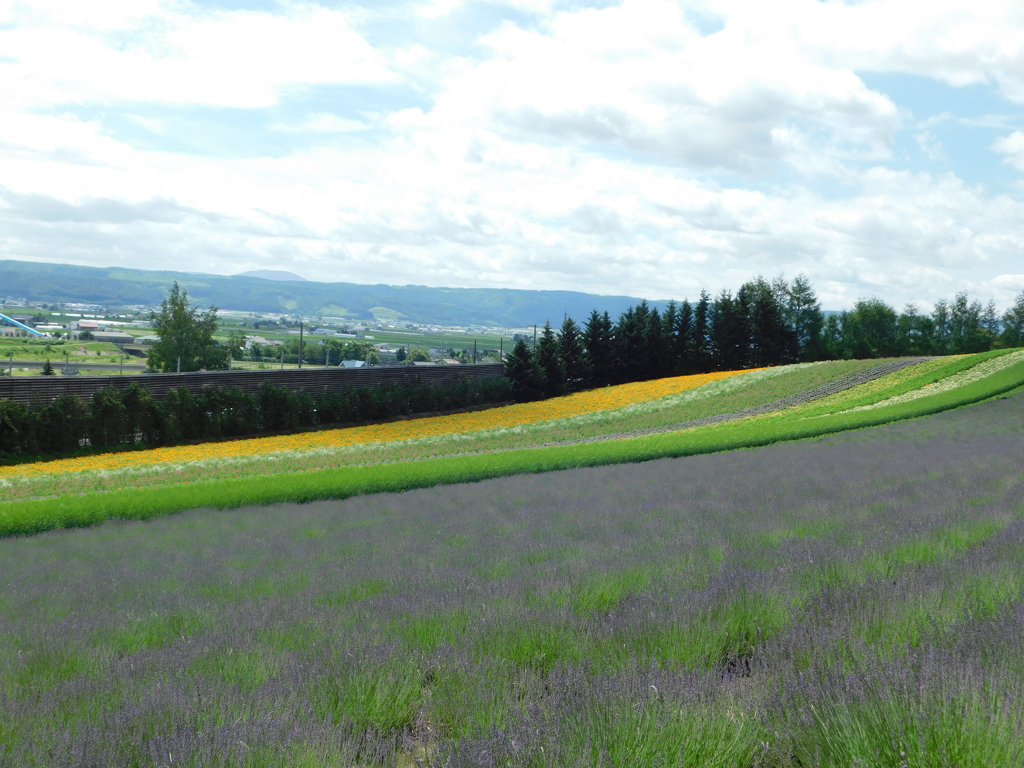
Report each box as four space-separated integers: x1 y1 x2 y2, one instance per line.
2 353 1022 537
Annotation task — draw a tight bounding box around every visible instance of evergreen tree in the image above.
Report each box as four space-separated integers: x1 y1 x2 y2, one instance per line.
745 277 790 367
504 339 545 401
534 321 566 396
40 359 55 376
670 299 695 373
583 309 615 387
644 306 669 379
612 304 644 382
148 282 225 373
557 316 588 392
711 290 750 370
693 291 712 372
661 301 678 370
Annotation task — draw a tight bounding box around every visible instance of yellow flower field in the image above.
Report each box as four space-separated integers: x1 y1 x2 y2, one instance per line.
2 369 749 481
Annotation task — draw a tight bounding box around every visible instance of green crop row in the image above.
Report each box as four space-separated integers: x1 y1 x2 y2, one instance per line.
2 353 1022 538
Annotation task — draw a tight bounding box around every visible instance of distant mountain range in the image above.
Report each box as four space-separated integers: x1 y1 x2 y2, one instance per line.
1 260 674 328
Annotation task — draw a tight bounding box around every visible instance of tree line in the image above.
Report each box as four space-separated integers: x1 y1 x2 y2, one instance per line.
504 276 1024 400
0 376 512 460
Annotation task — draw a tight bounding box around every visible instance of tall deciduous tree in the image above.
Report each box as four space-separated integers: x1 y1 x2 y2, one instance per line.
148 282 225 373
781 274 825 361
1003 290 1024 348
897 303 936 356
843 298 899 359
406 347 430 363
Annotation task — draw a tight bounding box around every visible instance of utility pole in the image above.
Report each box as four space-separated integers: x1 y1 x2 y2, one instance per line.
63 351 68 375
7 353 12 377
298 321 304 369
280 347 284 369
177 355 181 374
119 356 123 376
325 347 330 369
473 339 477 364
532 325 537 351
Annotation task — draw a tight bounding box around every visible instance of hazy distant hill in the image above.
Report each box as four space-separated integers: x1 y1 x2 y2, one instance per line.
1 260 674 327
236 270 309 282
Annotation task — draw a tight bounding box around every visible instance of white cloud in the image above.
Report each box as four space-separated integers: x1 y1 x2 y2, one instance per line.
993 130 1024 170
272 114 372 134
415 0 902 174
2 0 1024 311
0 2 395 110
915 130 947 161
418 0 466 17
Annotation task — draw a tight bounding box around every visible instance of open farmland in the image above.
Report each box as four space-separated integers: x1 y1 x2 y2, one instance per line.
3 378 1024 765
2 350 1023 536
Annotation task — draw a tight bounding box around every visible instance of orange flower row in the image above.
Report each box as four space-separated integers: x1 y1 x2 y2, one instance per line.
2 369 749 480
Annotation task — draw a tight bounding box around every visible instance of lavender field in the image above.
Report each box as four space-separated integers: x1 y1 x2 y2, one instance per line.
3 392 1024 767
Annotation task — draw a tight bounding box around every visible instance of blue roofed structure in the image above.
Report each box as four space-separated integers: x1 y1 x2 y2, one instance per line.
0 312 45 337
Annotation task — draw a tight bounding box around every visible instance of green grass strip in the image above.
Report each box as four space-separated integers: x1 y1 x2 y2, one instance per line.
3 356 1023 538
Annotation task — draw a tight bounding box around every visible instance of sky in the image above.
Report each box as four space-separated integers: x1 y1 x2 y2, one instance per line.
2 0 1024 310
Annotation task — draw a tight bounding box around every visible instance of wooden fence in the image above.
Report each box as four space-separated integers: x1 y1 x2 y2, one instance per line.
0 363 506 406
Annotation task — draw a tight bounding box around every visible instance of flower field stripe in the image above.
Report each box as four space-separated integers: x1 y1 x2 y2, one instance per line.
3 355 1022 538
843 349 1024 413
0 370 749 482
784 350 1012 422
526 357 937 447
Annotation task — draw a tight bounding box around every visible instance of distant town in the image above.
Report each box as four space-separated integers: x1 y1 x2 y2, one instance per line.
0 294 536 376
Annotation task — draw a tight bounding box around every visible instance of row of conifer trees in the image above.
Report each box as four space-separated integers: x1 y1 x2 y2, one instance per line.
0 376 512 459
504 275 1024 400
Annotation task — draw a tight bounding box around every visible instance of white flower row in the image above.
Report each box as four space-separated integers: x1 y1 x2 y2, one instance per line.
843 350 1024 414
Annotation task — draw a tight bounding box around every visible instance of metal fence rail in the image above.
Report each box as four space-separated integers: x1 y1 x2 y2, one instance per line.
0 364 506 406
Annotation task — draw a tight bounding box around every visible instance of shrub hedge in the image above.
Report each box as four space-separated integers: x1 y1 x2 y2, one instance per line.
0 375 513 462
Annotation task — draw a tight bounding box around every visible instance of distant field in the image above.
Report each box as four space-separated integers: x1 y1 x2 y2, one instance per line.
2 381 1023 765
0 338 130 363
4 367 144 377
